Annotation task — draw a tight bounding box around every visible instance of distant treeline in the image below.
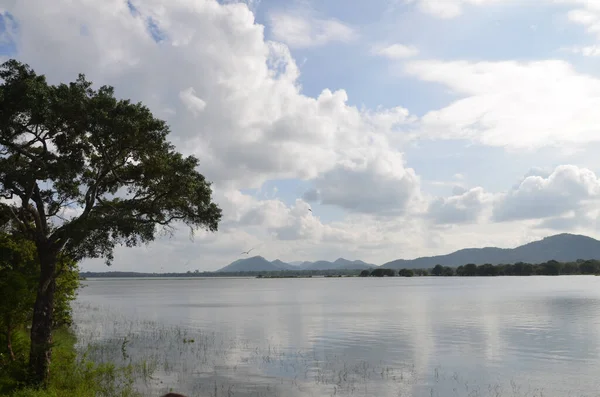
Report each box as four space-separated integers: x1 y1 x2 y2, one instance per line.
360 259 600 277
79 269 364 278
81 259 600 279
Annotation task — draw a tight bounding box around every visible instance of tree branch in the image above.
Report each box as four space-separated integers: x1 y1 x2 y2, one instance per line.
31 183 49 236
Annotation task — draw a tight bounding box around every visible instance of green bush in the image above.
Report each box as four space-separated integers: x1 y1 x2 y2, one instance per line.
1 328 141 397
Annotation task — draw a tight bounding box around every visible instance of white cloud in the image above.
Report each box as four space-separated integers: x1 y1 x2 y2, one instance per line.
268 11 356 48
404 59 600 149
493 165 600 222
371 43 419 59
7 0 600 272
427 187 492 225
408 0 600 34
305 149 424 215
565 2 600 37
3 0 431 269
179 87 207 115
4 0 413 193
407 0 505 19
568 45 600 56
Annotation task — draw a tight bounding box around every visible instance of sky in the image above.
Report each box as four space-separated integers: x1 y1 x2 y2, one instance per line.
2 0 600 272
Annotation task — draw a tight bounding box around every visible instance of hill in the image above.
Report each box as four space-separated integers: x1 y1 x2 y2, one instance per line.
382 233 600 269
218 256 295 272
299 258 375 271
218 257 375 272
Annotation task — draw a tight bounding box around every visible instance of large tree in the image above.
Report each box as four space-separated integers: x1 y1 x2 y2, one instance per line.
0 59 222 385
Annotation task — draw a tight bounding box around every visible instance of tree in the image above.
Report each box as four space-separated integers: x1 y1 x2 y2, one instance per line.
359 270 370 277
476 263 497 277
0 232 79 364
0 233 37 362
0 60 222 384
431 264 444 276
539 260 561 276
463 263 477 276
580 260 600 275
398 268 414 277
370 268 395 277
442 266 454 277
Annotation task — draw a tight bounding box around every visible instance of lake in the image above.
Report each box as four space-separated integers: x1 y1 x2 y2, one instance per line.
73 276 600 397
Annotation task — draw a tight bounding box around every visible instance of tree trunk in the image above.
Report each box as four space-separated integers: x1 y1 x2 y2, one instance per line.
7 326 16 361
29 250 57 386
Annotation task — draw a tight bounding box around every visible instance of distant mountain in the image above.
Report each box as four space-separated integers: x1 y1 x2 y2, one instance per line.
218 257 375 272
332 258 376 270
300 258 375 271
218 256 294 272
271 259 296 270
382 234 600 269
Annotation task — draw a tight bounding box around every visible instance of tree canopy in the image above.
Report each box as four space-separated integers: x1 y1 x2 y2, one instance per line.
0 58 222 384
0 59 222 265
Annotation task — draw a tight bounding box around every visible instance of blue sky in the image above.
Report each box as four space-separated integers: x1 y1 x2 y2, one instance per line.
237 0 600 208
3 0 600 270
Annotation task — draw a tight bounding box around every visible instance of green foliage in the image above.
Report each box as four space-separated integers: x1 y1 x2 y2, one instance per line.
53 258 80 328
1 328 141 397
0 232 80 366
369 268 396 277
0 233 82 378
0 58 222 265
431 264 444 276
0 234 38 358
398 269 414 277
0 59 221 383
447 259 600 277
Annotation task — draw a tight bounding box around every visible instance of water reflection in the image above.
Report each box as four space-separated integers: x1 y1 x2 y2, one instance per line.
74 276 600 396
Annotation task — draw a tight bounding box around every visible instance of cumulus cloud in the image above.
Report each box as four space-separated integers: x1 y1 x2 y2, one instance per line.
405 0 504 19
179 87 207 115
493 165 600 222
3 0 416 194
409 0 599 22
566 45 600 56
1 0 433 268
371 43 419 59
268 11 356 48
565 1 600 37
305 150 423 215
404 59 600 149
6 0 600 272
427 187 492 225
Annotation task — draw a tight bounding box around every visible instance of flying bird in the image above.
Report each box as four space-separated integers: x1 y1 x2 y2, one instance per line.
308 208 312 212
241 247 256 255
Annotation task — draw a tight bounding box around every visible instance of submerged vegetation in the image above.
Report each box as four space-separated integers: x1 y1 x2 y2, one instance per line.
42 302 593 397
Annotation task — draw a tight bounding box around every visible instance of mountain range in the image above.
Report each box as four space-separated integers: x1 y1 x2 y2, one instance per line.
217 233 600 272
218 257 375 272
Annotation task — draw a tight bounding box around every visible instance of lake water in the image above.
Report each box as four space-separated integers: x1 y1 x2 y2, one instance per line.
73 276 600 397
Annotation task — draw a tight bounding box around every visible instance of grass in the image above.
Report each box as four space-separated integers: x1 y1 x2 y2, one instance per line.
0 327 144 397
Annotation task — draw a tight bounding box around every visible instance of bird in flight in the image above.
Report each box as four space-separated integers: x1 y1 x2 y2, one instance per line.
308 208 312 212
241 247 256 255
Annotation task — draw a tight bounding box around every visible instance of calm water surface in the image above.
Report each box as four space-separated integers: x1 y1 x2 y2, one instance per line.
74 276 600 397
